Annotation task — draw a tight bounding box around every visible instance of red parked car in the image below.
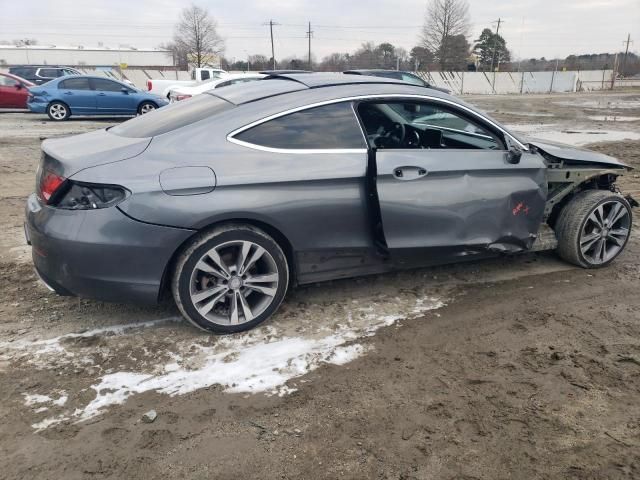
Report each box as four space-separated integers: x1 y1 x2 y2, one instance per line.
0 72 34 109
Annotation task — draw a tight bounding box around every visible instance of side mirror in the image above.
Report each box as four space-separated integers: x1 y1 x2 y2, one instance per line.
507 146 522 164
121 87 129 94
15 83 23 90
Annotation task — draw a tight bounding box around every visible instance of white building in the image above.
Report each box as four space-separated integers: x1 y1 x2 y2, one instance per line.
0 45 173 67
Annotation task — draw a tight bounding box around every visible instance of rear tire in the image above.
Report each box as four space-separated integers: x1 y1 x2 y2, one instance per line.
47 101 70 121
138 101 157 115
556 190 632 268
171 224 289 334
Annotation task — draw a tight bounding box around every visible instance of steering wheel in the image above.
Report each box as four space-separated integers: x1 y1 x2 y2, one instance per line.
384 122 407 147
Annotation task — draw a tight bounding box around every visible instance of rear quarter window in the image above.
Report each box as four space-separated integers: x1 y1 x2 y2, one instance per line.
110 93 234 138
233 102 366 150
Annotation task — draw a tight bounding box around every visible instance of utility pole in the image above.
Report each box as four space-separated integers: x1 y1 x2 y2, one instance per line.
264 20 279 70
490 18 502 73
621 34 632 77
306 22 313 70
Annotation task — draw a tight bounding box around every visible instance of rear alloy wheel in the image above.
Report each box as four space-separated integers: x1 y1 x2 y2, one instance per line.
556 190 632 268
172 225 289 333
47 101 70 121
138 101 157 115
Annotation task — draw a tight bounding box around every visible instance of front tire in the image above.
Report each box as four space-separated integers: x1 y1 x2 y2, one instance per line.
138 101 157 115
47 101 70 121
556 190 632 268
171 225 289 334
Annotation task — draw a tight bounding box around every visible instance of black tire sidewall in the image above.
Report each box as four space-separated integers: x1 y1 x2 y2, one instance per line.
47 101 69 121
176 229 289 334
575 195 632 268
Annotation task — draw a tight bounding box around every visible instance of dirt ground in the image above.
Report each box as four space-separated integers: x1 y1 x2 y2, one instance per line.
1 91 640 480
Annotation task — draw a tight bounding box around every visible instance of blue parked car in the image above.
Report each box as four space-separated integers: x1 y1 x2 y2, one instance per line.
27 75 168 121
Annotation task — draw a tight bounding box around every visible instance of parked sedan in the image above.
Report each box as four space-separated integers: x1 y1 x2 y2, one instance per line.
25 73 636 334
0 72 34 108
27 76 168 120
167 74 266 102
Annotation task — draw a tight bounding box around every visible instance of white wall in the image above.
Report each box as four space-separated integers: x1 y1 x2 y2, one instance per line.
0 47 173 67
416 70 614 94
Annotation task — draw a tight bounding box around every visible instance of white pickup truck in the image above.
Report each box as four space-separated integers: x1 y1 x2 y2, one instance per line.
146 68 227 98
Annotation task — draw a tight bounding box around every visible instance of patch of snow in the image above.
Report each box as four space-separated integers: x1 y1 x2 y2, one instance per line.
1 317 181 356
23 392 67 407
30 296 446 429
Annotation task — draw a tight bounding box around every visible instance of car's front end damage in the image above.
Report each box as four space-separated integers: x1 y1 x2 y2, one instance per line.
523 138 637 252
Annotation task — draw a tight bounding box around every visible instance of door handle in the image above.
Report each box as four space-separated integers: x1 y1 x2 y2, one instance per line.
97 93 106 96
63 91 73 95
393 166 428 180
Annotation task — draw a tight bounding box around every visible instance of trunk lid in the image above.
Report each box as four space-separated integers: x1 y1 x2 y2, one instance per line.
40 128 151 179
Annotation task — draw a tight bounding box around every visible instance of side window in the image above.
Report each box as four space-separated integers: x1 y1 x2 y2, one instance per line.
357 100 504 150
63 69 79 76
200 70 211 81
59 78 91 90
91 78 125 92
234 102 366 150
38 68 59 78
0 76 19 87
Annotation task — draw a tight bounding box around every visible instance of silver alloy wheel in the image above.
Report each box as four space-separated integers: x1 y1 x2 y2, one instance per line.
139 103 156 114
189 240 279 326
49 103 67 120
580 199 630 264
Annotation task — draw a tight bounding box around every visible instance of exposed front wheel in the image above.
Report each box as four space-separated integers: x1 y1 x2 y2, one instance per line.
171 225 289 333
556 190 632 268
47 101 70 121
138 101 157 115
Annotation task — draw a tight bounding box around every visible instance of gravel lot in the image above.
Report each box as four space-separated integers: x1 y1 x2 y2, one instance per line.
1 91 640 479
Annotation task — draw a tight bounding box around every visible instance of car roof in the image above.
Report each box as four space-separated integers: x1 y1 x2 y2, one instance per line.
211 72 443 106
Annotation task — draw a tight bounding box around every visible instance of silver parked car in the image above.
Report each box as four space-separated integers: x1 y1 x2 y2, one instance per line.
25 73 636 333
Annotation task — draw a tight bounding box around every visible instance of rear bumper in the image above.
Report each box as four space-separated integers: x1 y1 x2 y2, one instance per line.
25 193 194 304
27 101 47 113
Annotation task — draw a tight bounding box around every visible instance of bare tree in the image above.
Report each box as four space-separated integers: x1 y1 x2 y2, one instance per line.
174 5 224 68
420 0 470 70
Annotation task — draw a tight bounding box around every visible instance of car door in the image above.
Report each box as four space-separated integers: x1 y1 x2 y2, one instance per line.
57 77 96 113
90 78 137 114
0 75 25 108
356 98 547 259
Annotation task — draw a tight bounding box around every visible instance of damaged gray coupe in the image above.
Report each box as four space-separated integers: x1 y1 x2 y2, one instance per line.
26 73 636 333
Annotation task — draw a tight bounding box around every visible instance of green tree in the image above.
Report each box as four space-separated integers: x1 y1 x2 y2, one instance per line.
441 34 471 70
410 46 434 70
473 28 510 71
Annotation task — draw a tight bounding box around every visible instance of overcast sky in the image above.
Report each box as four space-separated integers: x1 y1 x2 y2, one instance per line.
2 0 639 61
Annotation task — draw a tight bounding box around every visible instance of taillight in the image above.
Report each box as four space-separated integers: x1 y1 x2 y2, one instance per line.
39 171 66 203
176 94 192 101
53 181 128 210
147 80 152 91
